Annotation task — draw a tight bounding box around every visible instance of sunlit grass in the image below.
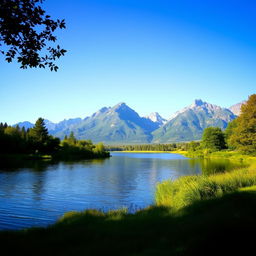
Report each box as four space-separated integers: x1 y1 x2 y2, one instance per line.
185 150 256 161
155 167 256 210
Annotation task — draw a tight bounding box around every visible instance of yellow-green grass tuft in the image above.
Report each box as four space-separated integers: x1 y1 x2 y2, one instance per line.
155 167 256 210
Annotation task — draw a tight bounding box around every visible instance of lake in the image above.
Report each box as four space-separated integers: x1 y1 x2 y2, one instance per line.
0 152 245 230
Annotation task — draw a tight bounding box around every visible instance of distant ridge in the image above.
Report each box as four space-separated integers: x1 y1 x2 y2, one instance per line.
152 99 236 143
15 121 34 129
15 99 240 144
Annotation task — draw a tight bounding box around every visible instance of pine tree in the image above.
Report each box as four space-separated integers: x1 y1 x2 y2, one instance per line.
68 131 76 144
30 118 49 143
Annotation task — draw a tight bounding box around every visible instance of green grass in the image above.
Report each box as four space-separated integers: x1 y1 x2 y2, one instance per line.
155 167 256 209
185 149 256 161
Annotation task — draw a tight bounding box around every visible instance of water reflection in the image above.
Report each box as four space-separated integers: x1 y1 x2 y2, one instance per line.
189 158 247 175
0 152 246 230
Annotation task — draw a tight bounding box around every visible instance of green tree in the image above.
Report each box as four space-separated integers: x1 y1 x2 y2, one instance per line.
29 118 49 143
68 131 76 144
225 118 238 149
188 141 200 152
228 95 256 154
201 127 226 152
94 143 105 153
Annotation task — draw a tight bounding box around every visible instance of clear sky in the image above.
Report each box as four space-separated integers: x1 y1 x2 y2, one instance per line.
1 0 256 124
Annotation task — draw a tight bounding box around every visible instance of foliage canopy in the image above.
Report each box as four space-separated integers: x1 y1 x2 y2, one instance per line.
201 127 226 151
0 0 66 71
228 94 256 154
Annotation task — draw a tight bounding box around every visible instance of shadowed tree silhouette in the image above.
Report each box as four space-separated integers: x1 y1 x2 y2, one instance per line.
0 0 66 71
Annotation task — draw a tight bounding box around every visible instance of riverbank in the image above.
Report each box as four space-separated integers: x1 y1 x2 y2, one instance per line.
0 153 52 160
156 165 256 209
0 151 111 161
183 150 256 163
1 184 256 255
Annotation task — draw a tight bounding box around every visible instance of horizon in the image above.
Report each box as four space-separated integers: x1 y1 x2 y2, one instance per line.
1 0 255 124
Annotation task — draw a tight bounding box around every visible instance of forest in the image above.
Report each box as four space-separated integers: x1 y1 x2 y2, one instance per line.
0 118 110 159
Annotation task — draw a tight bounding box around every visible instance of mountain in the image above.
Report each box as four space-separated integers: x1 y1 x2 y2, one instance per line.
15 100 240 144
44 119 56 131
15 118 83 133
54 103 159 144
48 118 83 134
152 99 237 143
145 112 167 127
229 101 246 116
15 121 34 129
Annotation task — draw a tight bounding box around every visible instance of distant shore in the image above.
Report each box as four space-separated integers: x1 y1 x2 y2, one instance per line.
0 152 110 161
112 150 187 154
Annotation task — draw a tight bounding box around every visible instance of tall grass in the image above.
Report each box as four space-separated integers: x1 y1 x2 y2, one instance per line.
155 167 256 210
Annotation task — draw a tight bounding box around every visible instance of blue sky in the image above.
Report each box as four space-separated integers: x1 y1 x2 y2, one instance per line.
1 0 256 124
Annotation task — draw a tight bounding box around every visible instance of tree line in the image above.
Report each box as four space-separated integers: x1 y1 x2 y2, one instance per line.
107 143 190 152
0 118 109 159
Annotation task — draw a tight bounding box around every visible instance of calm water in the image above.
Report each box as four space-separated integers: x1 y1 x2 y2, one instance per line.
0 152 245 230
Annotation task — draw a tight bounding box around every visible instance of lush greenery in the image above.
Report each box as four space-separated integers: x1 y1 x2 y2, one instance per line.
0 118 60 155
0 118 110 159
227 94 256 154
201 127 226 151
57 132 110 159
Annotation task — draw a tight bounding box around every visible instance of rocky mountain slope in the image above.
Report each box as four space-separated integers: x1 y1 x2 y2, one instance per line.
152 99 236 143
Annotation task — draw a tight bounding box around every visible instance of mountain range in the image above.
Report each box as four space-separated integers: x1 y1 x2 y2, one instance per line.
15 99 243 144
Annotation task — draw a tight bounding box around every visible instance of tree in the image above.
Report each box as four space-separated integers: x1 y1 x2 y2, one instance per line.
201 127 226 151
68 131 76 144
188 141 200 152
228 95 256 154
29 117 49 143
0 0 66 71
225 118 238 150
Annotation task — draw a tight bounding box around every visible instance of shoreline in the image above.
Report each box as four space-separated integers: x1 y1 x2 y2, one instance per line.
0 153 111 161
111 150 187 154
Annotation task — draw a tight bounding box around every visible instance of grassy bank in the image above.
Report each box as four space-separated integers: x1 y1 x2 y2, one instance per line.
1 186 256 255
184 149 256 161
156 166 256 210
